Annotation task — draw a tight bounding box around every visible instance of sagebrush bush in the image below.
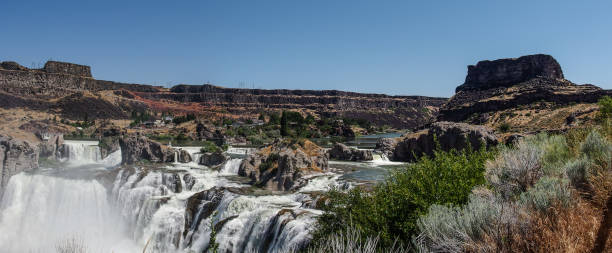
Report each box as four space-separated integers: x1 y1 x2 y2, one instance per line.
486 134 573 199
564 157 591 188
518 176 571 212
306 225 408 253
485 140 543 199
415 192 524 253
580 130 612 162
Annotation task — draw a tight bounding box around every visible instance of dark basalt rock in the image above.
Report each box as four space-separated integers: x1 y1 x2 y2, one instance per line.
374 138 397 158
0 61 28 71
439 54 612 122
43 61 92 77
456 54 564 92
119 134 175 164
392 121 498 162
183 187 225 241
239 139 328 191
0 135 39 196
199 152 228 167
328 143 373 161
177 149 192 163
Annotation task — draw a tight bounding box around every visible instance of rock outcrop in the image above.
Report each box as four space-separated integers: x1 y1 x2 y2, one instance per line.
94 123 125 158
0 135 39 196
375 138 397 158
38 134 64 158
199 152 228 167
239 139 328 191
118 134 175 164
0 61 28 71
328 143 373 161
392 122 498 162
177 149 192 163
43 61 92 77
456 54 564 92
439 55 612 122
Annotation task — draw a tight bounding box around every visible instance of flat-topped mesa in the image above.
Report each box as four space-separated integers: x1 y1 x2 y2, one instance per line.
455 54 564 92
43 61 92 77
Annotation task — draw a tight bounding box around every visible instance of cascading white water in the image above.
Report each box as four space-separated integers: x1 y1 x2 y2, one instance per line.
0 140 350 253
0 173 139 252
220 158 242 175
61 140 102 164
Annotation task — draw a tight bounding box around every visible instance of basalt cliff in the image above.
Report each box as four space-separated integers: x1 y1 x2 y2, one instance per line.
0 60 446 129
439 54 612 127
389 54 612 161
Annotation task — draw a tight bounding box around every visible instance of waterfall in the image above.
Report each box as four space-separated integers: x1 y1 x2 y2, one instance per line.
57 140 122 168
220 158 242 175
110 166 326 253
1 140 337 253
0 173 139 252
60 140 101 165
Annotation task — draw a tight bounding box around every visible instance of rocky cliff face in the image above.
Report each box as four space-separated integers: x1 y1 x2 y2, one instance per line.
456 54 564 92
439 55 612 122
0 135 39 197
131 84 447 129
392 121 498 162
239 139 328 191
0 60 446 128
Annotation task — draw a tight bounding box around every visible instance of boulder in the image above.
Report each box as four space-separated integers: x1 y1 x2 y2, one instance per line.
177 149 192 163
239 139 328 191
456 54 564 92
0 135 39 196
118 134 175 164
374 138 397 158
199 152 228 167
328 143 373 161
392 122 498 162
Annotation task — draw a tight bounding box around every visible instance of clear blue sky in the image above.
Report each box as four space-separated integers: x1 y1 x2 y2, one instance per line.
2 1 611 97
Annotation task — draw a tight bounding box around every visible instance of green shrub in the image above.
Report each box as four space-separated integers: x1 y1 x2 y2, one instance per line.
596 95 612 120
518 176 571 212
312 146 495 249
497 122 511 133
200 141 223 153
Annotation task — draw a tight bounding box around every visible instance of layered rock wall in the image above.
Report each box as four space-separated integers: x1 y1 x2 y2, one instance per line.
440 55 612 122
0 135 39 197
456 54 564 92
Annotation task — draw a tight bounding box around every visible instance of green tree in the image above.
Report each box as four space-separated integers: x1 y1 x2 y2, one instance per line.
280 111 289 136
